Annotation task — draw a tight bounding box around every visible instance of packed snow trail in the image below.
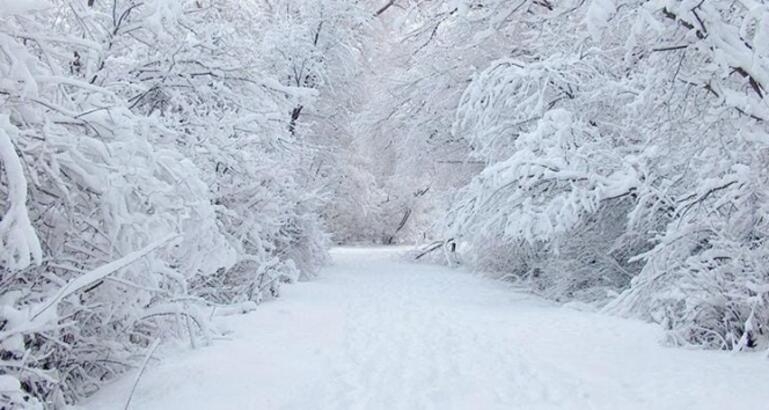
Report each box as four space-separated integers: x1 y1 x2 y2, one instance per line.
86 248 769 410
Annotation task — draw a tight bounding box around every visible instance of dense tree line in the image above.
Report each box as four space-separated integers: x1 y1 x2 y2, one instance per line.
0 0 376 407
363 0 769 353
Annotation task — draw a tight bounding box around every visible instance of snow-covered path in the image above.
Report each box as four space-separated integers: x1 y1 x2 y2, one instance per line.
87 247 769 410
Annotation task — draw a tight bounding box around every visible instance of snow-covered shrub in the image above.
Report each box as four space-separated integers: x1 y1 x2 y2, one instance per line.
71 0 333 288
1 1 337 407
0 3 235 405
443 0 769 349
449 102 642 302
603 0 769 350
607 125 769 350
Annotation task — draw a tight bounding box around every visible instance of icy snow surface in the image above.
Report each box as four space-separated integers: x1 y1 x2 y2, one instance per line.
85 247 769 410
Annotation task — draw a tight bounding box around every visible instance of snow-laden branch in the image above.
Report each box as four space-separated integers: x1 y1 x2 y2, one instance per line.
0 115 41 270
30 234 178 322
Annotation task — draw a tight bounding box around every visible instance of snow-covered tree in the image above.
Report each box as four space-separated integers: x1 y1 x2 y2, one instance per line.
0 0 347 406
441 0 769 350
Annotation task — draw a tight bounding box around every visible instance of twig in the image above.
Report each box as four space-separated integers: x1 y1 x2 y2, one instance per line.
123 338 161 410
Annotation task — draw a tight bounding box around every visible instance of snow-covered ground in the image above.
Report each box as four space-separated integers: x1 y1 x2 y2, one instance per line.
85 247 769 410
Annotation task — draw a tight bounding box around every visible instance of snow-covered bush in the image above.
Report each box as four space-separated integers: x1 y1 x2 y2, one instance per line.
0 3 232 406
1 1 339 407
441 0 769 349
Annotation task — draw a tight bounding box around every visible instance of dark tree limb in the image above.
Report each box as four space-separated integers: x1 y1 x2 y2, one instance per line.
289 105 303 135
375 0 396 17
